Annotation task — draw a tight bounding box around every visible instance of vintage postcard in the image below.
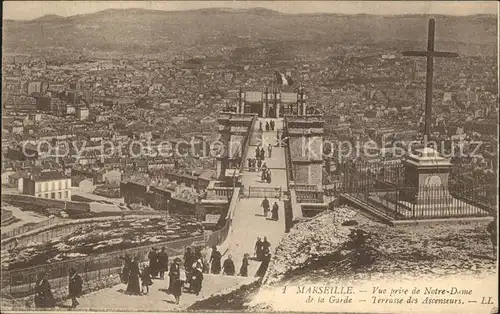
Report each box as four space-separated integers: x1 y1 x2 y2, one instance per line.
1 1 498 313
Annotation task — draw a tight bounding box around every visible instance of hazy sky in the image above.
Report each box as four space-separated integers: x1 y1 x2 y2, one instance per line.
3 1 498 20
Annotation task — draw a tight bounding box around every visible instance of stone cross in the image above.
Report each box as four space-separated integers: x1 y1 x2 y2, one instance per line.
403 19 459 139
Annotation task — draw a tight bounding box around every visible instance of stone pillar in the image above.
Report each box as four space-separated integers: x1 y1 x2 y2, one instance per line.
302 102 307 116
216 157 224 179
276 91 281 118
262 90 268 118
239 90 245 114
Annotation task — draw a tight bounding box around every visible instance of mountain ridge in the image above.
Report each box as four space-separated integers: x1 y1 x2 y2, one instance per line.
4 8 496 22
3 8 496 57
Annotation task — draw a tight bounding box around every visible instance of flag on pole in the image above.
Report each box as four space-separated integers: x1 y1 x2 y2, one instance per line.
275 71 293 86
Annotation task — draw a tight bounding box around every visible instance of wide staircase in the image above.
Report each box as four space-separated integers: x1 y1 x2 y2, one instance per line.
219 118 288 276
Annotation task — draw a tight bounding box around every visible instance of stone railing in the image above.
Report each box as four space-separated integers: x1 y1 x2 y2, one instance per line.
230 126 248 133
295 190 324 204
205 187 234 200
239 114 258 172
289 183 318 191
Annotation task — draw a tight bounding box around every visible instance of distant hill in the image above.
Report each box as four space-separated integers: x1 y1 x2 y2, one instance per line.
2 8 497 57
32 14 66 22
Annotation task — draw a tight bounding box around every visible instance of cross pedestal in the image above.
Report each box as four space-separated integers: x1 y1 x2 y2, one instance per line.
401 147 454 205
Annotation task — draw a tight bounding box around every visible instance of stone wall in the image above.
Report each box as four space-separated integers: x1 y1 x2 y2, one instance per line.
2 194 90 212
293 165 309 184
309 164 323 187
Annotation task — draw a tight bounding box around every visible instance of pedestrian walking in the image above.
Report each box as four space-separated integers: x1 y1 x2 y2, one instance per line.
257 158 262 170
35 272 56 308
261 168 267 182
222 255 236 276
240 253 250 277
140 265 153 295
265 121 270 131
260 147 265 160
271 202 279 221
266 169 272 184
209 246 222 274
184 247 195 290
255 237 263 261
168 258 182 304
147 247 158 278
190 258 204 295
261 197 270 218
259 121 263 131
270 120 275 131
262 236 271 253
157 247 169 279
267 144 272 158
126 256 141 295
68 268 83 308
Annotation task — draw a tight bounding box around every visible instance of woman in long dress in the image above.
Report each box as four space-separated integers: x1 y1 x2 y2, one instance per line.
209 246 222 274
239 253 249 277
121 255 131 284
35 272 56 308
168 258 183 304
126 256 141 295
271 202 279 221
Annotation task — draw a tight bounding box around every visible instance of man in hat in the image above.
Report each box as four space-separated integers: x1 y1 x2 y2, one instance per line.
148 247 158 278
261 197 270 218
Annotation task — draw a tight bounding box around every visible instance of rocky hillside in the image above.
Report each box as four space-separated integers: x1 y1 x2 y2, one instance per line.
183 207 495 311
3 9 497 56
263 207 495 288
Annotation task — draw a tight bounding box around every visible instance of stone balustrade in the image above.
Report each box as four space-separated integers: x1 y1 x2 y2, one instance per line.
205 187 234 200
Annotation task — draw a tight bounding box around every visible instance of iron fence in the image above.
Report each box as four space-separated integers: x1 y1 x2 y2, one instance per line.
341 160 496 220
2 220 232 298
1 218 58 239
244 186 282 199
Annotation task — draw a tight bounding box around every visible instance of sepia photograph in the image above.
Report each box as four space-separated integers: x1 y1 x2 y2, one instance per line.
1 1 498 313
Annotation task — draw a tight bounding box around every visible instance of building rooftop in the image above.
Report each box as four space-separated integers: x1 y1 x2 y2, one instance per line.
29 171 69 182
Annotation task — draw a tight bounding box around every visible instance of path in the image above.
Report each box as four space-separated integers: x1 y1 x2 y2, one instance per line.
220 118 288 276
59 274 256 311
